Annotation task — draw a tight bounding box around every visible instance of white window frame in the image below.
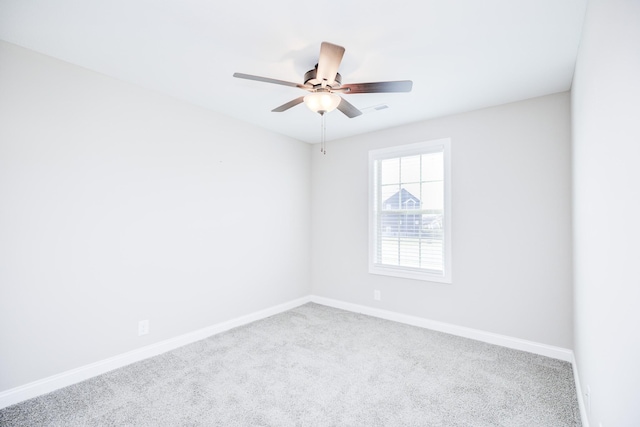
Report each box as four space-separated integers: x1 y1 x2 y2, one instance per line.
368 138 452 283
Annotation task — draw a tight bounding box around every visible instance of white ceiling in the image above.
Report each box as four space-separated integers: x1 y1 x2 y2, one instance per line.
0 0 587 143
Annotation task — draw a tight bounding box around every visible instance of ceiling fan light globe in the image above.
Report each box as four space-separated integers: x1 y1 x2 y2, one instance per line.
304 92 341 114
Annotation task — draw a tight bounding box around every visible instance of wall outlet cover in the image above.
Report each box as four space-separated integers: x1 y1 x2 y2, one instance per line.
138 320 149 336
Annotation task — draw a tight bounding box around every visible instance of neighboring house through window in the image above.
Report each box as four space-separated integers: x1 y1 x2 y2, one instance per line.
369 138 452 283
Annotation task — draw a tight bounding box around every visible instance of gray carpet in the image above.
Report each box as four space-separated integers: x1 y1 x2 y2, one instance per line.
0 303 581 426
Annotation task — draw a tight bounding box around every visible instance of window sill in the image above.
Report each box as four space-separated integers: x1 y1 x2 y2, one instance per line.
369 265 452 284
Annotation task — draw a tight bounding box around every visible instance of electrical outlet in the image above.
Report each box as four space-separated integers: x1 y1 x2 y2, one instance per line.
374 290 381 301
138 320 149 336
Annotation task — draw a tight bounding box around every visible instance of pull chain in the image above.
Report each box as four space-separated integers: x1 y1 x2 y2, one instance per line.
320 112 327 155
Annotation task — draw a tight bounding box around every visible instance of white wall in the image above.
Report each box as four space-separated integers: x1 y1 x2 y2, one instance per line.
0 41 311 392
311 92 573 348
572 0 640 425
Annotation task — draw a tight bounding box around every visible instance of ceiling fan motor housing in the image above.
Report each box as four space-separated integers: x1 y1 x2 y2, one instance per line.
304 66 342 88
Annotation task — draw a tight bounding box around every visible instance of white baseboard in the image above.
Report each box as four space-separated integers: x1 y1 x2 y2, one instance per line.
0 296 311 410
1 294 579 416
572 356 590 427
310 295 574 362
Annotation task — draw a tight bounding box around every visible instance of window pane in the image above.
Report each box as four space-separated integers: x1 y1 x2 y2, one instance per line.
421 238 443 272
380 212 400 235
421 182 443 211
421 152 443 182
400 155 421 183
380 237 398 264
399 238 420 268
380 158 399 185
401 183 421 210
381 184 400 210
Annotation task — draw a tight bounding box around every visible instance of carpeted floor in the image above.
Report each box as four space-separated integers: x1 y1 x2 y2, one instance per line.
0 303 581 426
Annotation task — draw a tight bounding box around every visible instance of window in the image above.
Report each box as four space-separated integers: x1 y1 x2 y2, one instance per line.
369 138 451 283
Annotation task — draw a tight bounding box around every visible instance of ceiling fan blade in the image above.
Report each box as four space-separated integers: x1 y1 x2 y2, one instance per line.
233 73 310 90
272 96 305 112
316 42 345 85
337 97 363 118
341 80 413 94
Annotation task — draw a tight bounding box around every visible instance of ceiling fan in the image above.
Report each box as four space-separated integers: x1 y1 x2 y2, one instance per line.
233 41 413 118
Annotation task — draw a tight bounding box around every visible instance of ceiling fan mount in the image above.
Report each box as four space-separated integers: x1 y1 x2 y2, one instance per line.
233 41 412 118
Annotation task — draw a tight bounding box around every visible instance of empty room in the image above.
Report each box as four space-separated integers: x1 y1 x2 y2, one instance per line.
0 0 638 425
